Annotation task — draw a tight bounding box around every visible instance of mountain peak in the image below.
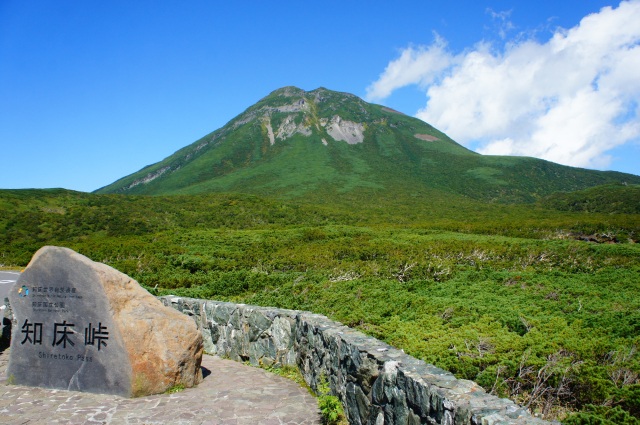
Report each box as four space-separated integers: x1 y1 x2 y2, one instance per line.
262 86 360 103
265 86 306 98
95 86 640 200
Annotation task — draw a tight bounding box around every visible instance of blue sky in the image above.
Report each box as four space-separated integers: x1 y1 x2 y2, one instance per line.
1 1 638 192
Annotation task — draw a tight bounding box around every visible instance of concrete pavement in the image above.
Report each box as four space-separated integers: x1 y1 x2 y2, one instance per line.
0 348 322 424
0 271 20 305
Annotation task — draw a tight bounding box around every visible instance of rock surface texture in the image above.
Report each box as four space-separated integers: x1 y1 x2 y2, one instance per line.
8 246 202 397
161 296 553 425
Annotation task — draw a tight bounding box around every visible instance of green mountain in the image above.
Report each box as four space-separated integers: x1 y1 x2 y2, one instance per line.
96 86 640 202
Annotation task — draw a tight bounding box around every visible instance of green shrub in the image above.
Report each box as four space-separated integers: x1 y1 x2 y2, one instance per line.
317 375 347 425
564 406 640 425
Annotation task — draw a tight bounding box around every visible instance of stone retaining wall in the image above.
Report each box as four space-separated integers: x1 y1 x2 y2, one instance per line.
160 296 551 425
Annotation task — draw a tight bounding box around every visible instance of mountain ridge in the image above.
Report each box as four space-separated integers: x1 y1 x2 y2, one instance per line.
95 86 640 202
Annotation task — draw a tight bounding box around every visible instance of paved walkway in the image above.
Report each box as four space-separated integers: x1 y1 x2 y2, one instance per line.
0 349 321 425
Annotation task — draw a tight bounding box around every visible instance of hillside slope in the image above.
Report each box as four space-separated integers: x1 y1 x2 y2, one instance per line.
96 87 640 202
540 183 640 214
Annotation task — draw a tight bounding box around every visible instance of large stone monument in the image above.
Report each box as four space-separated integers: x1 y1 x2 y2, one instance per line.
7 246 203 397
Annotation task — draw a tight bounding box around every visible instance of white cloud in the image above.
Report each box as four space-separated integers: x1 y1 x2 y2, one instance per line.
486 8 515 40
366 1 640 170
364 35 454 101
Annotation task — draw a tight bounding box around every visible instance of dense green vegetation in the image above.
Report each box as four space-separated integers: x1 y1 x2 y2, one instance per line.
541 184 640 214
1 188 639 423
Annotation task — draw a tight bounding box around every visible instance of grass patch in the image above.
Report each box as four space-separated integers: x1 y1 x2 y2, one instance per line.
317 375 348 425
164 383 185 394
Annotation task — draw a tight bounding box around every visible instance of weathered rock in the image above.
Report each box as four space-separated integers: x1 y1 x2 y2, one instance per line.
161 296 555 424
7 246 203 397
